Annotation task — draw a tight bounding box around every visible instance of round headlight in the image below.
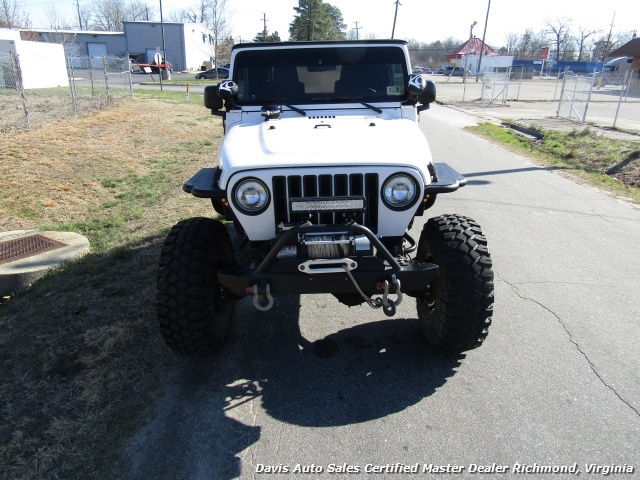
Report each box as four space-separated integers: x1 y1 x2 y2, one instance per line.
234 178 269 213
382 174 418 209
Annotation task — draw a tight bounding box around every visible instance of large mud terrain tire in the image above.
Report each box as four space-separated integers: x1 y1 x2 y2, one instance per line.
157 217 235 356
416 214 494 352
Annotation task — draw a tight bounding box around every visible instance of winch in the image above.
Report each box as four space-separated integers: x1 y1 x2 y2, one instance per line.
276 233 374 259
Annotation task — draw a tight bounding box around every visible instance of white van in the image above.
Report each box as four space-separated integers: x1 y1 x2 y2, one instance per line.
595 57 633 87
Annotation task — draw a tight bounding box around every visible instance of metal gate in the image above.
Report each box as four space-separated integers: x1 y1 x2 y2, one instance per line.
556 71 594 124
479 70 510 106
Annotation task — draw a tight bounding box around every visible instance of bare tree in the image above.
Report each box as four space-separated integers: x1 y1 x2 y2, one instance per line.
407 37 464 68
544 16 572 60
90 0 125 31
44 4 71 29
169 0 209 23
209 0 231 65
0 0 30 28
124 0 153 21
167 9 192 22
574 25 600 61
77 1 93 30
503 31 519 55
591 30 635 62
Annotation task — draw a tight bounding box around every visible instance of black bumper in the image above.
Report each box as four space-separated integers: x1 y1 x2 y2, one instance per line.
217 223 438 297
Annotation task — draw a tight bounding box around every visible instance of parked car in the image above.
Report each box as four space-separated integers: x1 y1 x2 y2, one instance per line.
195 67 230 79
557 70 576 79
445 66 470 77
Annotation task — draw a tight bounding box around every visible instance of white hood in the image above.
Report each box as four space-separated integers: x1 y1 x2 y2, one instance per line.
218 114 432 188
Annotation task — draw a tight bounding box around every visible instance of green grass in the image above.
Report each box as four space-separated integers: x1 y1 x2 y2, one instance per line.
133 88 202 104
1 94 222 479
470 122 640 202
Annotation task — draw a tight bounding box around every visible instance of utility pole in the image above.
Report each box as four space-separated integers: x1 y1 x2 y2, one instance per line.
75 0 82 30
602 12 616 64
308 2 313 41
391 0 401 39
464 21 476 84
353 21 362 40
262 13 268 42
159 0 167 90
475 0 490 82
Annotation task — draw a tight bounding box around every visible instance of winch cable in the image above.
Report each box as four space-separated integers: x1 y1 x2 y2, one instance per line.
342 265 384 310
342 266 403 316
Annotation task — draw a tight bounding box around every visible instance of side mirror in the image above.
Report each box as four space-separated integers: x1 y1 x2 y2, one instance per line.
419 80 436 105
204 85 223 110
407 75 436 112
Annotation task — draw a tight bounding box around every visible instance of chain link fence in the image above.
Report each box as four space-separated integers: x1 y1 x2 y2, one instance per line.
0 53 29 130
431 67 640 134
0 53 132 132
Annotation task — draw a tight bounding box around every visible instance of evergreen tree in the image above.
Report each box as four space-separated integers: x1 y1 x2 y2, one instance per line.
288 0 346 41
253 30 282 43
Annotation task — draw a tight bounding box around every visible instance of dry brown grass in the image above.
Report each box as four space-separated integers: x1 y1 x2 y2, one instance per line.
0 91 223 479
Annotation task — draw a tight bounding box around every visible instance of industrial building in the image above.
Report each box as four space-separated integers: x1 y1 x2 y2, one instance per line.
23 21 216 72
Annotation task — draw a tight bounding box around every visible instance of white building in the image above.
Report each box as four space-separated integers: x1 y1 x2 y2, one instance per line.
123 21 215 71
0 28 68 89
26 22 217 72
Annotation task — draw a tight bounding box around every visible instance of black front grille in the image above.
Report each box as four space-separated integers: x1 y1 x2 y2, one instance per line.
273 173 379 232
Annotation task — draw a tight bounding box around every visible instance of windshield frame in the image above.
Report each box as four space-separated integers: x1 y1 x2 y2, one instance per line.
231 44 411 107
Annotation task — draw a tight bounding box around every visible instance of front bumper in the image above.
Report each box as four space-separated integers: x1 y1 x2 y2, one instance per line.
217 223 438 297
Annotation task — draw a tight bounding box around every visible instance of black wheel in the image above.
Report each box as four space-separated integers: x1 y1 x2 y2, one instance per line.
416 214 494 352
157 217 235 356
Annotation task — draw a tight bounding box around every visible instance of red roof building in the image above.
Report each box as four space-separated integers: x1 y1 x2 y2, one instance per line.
446 37 498 63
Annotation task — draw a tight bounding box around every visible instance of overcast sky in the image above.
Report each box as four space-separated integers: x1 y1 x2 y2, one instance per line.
20 0 639 48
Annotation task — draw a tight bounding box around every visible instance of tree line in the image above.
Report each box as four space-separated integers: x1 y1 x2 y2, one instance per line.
2 0 635 66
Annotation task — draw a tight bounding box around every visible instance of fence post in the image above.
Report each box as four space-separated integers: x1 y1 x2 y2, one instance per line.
613 70 630 129
515 66 523 101
556 69 567 118
103 55 111 104
127 53 133 98
67 55 78 115
12 53 29 126
89 62 95 99
581 71 595 125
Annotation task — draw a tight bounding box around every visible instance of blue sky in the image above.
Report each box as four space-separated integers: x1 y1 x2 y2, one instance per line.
20 0 639 48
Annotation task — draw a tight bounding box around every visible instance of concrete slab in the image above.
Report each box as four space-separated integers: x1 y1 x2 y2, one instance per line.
0 230 90 298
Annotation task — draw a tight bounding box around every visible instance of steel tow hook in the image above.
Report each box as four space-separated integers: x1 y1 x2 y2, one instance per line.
382 276 402 317
252 283 274 311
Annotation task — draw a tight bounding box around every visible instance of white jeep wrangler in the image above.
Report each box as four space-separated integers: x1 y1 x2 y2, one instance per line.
157 40 494 356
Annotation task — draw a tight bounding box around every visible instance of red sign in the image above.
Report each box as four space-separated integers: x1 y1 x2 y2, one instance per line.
539 47 549 60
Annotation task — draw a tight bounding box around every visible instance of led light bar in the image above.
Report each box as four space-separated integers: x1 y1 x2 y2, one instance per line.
290 197 365 213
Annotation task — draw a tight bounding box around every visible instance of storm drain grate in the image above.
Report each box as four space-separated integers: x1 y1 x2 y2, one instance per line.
0 234 68 265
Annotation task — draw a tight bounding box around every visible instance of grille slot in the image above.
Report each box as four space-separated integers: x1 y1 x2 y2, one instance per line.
273 173 379 232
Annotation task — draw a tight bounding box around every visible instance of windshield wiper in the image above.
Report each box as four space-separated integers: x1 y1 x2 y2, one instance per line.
284 104 306 116
331 97 383 114
264 99 306 116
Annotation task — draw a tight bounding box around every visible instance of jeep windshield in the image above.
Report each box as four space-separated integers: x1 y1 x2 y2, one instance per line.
232 45 410 106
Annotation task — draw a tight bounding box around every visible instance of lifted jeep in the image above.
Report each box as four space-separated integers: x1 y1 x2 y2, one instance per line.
156 40 494 356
